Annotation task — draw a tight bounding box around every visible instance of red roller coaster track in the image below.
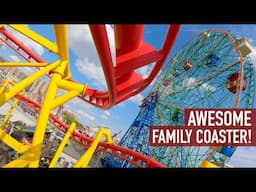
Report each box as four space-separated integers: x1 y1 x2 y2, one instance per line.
0 24 181 109
15 93 164 167
0 24 181 167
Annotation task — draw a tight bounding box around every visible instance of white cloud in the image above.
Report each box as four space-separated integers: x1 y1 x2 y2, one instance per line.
70 98 79 105
82 112 95 121
137 64 153 78
129 93 144 105
185 77 216 92
101 110 110 120
69 97 91 108
64 92 93 111
9 55 20 62
65 102 95 122
76 109 95 121
105 24 115 65
5 25 44 56
68 24 115 89
75 57 106 87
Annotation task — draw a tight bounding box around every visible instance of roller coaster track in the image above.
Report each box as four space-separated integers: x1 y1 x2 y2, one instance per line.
15 93 165 167
0 24 181 167
0 24 181 109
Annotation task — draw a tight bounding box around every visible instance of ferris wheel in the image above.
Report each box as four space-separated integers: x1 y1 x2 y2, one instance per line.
149 29 255 167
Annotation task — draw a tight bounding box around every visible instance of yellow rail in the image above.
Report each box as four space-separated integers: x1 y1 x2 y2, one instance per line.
49 122 76 168
73 128 113 168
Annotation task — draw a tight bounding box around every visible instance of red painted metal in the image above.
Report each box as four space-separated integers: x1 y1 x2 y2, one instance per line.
88 25 116 108
0 26 45 63
0 24 181 109
15 93 165 168
0 24 181 166
86 24 181 108
115 24 144 56
0 37 32 62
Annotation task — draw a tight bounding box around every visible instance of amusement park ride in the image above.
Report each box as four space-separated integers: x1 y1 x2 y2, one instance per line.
103 29 255 168
0 24 254 168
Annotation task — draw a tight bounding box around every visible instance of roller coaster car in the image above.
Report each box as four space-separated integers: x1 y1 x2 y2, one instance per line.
226 72 247 94
183 60 192 71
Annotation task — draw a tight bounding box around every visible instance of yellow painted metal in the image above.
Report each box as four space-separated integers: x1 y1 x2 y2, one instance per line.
57 79 86 93
8 24 58 54
0 129 29 153
0 25 92 168
50 79 87 110
53 25 71 79
27 60 83 167
28 74 60 167
3 79 15 86
0 61 60 107
54 25 68 61
50 90 80 110
73 128 113 168
49 122 76 168
0 98 19 129
0 79 23 130
199 160 219 168
3 144 41 168
0 62 48 67
0 79 10 93
0 61 84 167
3 157 30 168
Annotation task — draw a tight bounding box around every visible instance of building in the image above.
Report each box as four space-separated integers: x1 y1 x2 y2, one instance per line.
26 79 48 103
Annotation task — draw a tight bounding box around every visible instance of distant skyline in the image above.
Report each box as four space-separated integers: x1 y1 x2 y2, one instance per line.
0 24 255 167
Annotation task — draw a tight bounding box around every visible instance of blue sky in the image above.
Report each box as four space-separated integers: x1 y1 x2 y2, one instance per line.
0 24 255 167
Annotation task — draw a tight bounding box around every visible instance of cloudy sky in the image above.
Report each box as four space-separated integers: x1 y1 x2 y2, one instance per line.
0 24 255 167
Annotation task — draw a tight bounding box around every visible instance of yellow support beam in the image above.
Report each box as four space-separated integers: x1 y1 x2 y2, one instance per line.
3 157 30 168
57 79 86 93
54 25 68 61
0 79 10 93
0 129 29 153
50 90 80 110
8 24 58 54
0 62 48 67
2 144 41 168
50 80 87 110
53 25 71 79
28 61 68 167
199 160 219 168
0 79 24 130
49 122 76 168
0 98 19 130
0 60 60 107
73 128 113 168
0 25 89 168
4 79 16 86
27 76 59 167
